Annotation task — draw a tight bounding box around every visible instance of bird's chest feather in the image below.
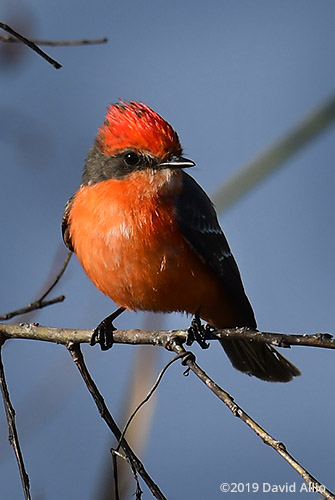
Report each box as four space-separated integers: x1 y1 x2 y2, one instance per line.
69 170 196 309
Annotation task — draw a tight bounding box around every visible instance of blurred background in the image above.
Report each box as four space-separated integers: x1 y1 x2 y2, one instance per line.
1 0 334 498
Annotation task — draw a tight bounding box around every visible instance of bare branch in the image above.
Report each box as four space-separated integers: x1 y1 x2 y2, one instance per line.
116 353 187 452
0 296 65 321
0 338 32 500
1 322 334 497
112 451 121 500
66 342 168 500
0 22 61 69
0 35 108 46
111 449 143 500
170 342 335 500
0 251 72 321
38 251 72 302
213 327 335 349
0 322 334 350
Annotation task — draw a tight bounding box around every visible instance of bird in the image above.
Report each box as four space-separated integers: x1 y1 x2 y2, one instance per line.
62 100 300 382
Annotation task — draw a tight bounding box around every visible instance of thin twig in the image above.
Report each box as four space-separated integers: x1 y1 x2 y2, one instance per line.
112 451 120 500
0 251 72 321
38 251 72 302
0 22 61 69
111 449 143 500
0 337 32 500
0 35 108 46
0 322 334 350
116 353 187 451
66 342 168 500
171 342 334 500
0 296 65 321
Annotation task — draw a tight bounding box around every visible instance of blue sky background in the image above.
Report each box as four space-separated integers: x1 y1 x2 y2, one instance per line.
1 1 335 499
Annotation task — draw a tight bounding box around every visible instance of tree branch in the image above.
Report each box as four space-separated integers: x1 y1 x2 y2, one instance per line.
0 251 72 321
66 342 167 500
170 342 335 500
0 338 32 500
0 297 65 321
38 251 72 302
1 323 334 498
116 353 187 452
0 322 334 350
0 35 108 46
0 22 61 69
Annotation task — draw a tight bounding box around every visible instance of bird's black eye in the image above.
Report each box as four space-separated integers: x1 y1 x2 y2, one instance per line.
124 152 140 166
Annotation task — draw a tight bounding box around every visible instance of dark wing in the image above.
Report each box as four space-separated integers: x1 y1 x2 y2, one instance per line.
175 171 256 328
62 195 75 252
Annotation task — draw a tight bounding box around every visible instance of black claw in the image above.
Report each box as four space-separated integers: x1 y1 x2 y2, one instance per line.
186 325 195 346
186 312 210 349
90 307 125 351
91 319 116 350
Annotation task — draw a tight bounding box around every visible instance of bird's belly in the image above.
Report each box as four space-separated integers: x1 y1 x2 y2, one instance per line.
77 216 208 312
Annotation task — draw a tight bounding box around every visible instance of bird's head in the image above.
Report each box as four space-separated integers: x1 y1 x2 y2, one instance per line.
81 101 195 185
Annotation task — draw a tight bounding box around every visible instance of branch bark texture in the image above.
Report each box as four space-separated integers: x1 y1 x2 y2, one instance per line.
0 322 334 350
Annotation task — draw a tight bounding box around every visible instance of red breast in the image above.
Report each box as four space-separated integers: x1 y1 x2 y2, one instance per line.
68 168 238 327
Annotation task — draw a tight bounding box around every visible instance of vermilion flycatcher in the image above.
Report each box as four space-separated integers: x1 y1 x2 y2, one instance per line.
62 101 300 382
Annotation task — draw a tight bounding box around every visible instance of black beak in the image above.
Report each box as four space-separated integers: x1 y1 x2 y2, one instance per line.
158 155 195 169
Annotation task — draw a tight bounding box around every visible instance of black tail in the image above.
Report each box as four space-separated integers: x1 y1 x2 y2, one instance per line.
220 338 300 382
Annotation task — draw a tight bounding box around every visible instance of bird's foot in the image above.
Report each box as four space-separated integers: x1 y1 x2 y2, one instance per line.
186 312 210 349
90 307 125 351
90 318 116 350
